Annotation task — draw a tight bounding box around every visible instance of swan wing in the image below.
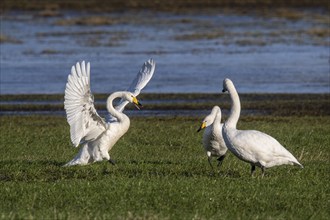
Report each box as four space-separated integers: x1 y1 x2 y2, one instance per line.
233 130 298 166
107 59 156 122
64 61 106 147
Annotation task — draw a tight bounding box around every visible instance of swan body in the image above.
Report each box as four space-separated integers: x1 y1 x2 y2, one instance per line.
64 59 155 166
222 78 303 176
197 106 227 172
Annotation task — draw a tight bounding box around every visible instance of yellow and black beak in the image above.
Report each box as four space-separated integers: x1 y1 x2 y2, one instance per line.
132 96 143 110
197 122 206 132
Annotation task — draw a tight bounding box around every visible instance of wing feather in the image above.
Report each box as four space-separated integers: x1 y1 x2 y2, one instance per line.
129 58 156 96
87 62 90 84
75 62 82 76
64 61 106 147
107 59 155 122
81 61 86 76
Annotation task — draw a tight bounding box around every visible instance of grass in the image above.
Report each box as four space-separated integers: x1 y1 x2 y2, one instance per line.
0 114 329 219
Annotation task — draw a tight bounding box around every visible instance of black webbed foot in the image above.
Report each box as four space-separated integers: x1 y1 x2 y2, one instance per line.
109 159 116 165
251 164 256 177
217 155 226 167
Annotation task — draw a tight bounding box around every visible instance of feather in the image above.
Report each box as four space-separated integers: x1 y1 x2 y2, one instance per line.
64 61 106 147
107 59 156 122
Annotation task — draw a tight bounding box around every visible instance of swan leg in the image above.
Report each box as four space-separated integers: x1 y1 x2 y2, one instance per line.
217 155 226 167
206 151 215 175
208 157 215 175
251 165 256 177
109 158 116 165
99 146 115 165
261 167 266 178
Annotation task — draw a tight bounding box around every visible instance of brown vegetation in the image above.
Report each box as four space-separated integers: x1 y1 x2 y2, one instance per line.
2 0 329 13
55 16 123 26
0 34 22 44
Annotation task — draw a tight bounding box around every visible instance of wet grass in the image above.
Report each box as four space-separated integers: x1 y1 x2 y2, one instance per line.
40 49 60 54
174 28 329 46
0 34 23 44
35 30 129 48
46 9 328 47
2 6 328 47
55 16 124 26
0 115 329 219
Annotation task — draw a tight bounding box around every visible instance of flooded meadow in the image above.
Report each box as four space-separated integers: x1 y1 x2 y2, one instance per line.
1 8 329 94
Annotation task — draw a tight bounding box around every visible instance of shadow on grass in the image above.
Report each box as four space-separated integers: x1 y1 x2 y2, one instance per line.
0 159 64 167
127 159 176 165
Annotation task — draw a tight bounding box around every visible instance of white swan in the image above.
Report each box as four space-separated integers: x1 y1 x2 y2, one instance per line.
197 106 227 173
222 78 303 176
64 59 156 166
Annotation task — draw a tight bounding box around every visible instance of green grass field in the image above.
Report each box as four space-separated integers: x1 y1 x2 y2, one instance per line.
0 114 329 219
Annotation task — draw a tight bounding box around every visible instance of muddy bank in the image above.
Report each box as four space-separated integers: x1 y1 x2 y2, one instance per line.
1 93 329 116
2 0 329 13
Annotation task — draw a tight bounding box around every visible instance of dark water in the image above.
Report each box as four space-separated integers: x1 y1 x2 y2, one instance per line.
1 10 329 94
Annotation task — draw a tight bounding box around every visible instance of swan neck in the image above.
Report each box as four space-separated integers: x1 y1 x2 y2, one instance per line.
214 108 221 124
107 92 126 122
227 84 240 128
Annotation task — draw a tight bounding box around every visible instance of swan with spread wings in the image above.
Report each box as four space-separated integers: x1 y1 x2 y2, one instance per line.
64 59 155 166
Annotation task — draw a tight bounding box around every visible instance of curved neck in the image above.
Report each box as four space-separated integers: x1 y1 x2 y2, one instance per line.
226 83 240 128
107 92 127 122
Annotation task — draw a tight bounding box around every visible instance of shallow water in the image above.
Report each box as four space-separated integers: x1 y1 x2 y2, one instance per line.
1 10 329 94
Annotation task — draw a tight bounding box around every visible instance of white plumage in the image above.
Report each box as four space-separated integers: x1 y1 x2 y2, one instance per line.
222 78 303 176
107 59 156 122
64 59 155 166
197 106 227 173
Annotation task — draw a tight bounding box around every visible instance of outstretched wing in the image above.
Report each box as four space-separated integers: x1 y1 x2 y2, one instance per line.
64 61 106 147
107 59 156 122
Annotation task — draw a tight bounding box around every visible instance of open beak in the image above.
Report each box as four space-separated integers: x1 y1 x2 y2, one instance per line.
197 122 206 132
132 96 143 110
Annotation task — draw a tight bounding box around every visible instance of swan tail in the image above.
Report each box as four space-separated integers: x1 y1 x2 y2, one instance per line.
63 157 90 167
289 154 303 168
293 161 304 169
63 144 91 167
63 159 79 167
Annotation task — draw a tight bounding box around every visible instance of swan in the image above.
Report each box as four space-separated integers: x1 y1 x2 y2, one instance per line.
63 59 156 166
222 78 303 177
197 106 227 173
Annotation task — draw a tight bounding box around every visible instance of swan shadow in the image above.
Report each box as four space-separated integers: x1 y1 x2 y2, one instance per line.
126 159 178 166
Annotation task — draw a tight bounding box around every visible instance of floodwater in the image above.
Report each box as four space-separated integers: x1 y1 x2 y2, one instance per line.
1 9 329 94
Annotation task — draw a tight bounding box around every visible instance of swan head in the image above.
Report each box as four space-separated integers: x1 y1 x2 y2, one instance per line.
222 78 233 93
197 106 220 132
124 92 143 109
